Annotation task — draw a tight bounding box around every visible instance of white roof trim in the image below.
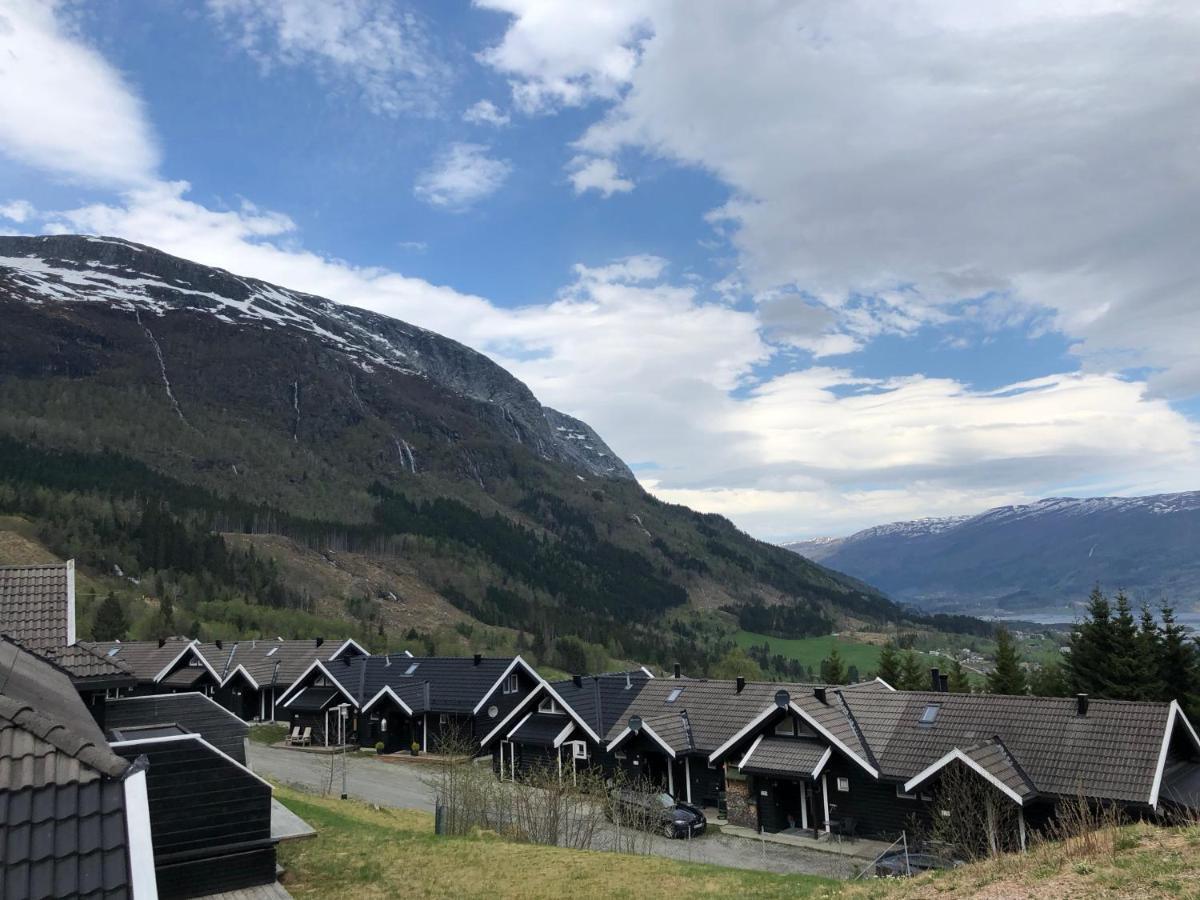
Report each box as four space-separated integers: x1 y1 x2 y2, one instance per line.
328 638 369 660
873 677 896 691
537 680 602 745
552 721 576 748
282 687 307 708
506 711 535 740
362 685 414 716
111 733 273 790
66 559 76 647
708 704 778 764
736 734 765 770
221 663 261 690
277 659 360 708
787 701 879 779
904 747 1026 805
640 666 655 679
1150 700 1200 809
122 767 157 900
275 659 323 706
811 746 833 779
609 720 676 758
106 690 249 727
473 656 538 714
480 684 546 748
606 726 632 753
152 639 220 684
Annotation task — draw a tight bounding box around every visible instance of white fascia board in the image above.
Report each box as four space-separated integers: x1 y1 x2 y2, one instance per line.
903 748 1025 806
787 701 879 779
151 640 200 683
736 734 765 771
707 704 776 765
811 747 833 780
552 721 576 748
112 733 273 791
479 684 545 748
329 638 369 660
66 559 76 646
473 656 542 715
479 657 602 746
362 685 414 716
221 664 261 690
638 722 676 759
873 677 896 691
640 666 655 679
277 659 359 708
275 659 322 706
606 726 632 753
122 767 158 900
282 687 307 709
537 680 602 744
1150 700 1200 809
505 711 535 740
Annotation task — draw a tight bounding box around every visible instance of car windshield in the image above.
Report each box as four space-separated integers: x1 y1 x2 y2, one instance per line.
657 794 675 808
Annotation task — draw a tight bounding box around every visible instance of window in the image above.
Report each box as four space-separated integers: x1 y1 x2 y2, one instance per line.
404 662 419 675
106 647 120 658
836 777 850 792
266 647 279 657
504 673 518 694
538 697 563 714
896 785 917 800
919 705 940 725
666 688 683 703
774 718 796 736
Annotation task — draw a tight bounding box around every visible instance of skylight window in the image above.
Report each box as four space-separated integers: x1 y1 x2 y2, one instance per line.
405 662 419 675
107 647 120 657
920 705 940 724
666 688 683 703
266 647 278 657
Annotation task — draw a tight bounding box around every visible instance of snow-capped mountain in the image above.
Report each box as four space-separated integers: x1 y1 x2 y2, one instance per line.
787 493 1200 615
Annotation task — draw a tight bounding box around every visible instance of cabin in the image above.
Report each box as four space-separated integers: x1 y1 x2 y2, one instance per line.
83 638 224 698
0 636 157 899
710 675 1200 849
276 654 544 751
199 637 369 722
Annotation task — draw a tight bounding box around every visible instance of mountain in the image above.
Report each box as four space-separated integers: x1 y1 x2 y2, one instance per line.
787 493 1200 616
0 234 959 669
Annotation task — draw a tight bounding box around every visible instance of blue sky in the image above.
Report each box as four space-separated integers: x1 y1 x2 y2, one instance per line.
1 0 1198 540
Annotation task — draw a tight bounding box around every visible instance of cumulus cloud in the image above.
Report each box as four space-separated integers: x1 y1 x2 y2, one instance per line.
463 99 510 127
483 1 1200 399
568 156 633 197
0 200 36 223
413 142 511 209
206 0 450 116
0 0 159 186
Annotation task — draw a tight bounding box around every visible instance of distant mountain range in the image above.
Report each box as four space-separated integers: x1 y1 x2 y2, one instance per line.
786 493 1200 617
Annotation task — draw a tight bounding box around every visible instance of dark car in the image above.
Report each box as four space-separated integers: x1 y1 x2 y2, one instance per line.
874 851 959 877
611 790 707 838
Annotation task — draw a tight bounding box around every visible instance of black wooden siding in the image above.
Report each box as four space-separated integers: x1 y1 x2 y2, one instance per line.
106 693 249 764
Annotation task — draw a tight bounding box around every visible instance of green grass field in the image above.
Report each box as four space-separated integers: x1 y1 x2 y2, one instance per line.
734 631 924 678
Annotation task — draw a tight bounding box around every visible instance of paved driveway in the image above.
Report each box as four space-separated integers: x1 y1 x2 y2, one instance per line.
247 744 858 879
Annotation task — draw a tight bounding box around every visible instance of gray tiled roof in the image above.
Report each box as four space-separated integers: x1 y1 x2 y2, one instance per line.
0 638 135 899
199 638 354 691
740 736 828 777
81 638 198 682
0 563 70 652
40 643 135 683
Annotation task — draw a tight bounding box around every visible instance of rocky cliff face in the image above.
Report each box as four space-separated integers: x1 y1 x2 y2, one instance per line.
0 234 633 481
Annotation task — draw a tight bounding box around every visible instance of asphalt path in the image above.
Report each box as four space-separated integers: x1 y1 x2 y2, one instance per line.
248 744 858 878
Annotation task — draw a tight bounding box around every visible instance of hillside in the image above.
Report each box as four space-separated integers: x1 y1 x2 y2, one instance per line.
787 493 1200 617
0 234 975 670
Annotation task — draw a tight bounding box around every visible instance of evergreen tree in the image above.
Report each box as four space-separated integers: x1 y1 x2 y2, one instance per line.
847 664 860 684
1136 604 1165 701
946 657 972 693
821 645 847 685
92 592 128 641
877 640 902 687
986 627 1027 695
1159 603 1200 719
1028 662 1069 697
898 648 925 691
1067 586 1117 696
1107 591 1142 700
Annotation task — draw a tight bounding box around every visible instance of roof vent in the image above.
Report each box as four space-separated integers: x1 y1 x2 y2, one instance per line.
672 663 681 679
939 673 949 693
814 686 827 705
158 638 166 648
736 676 745 694
573 674 583 688
625 672 632 689
1076 693 1089 717
930 668 940 691
473 654 482 666
774 689 790 709
629 715 642 733
315 637 325 648
384 656 392 667
216 639 223 650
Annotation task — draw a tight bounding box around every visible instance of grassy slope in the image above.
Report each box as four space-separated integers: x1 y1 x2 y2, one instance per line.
275 786 1200 900
274 786 838 900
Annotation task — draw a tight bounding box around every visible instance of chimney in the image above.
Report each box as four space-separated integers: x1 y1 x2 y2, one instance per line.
673 663 681 679
930 668 941 692
315 637 324 648
573 674 583 688
473 654 483 666
1076 693 1089 717
814 686 827 705
158 638 166 648
736 676 746 694
939 674 949 693
215 639 223 650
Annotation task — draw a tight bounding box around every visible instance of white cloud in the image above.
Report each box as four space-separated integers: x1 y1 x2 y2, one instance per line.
483 1 1200 399
0 200 35 223
0 0 158 186
463 99 510 127
413 143 511 210
568 156 633 197
206 0 449 116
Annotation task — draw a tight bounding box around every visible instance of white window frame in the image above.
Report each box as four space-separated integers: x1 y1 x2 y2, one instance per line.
503 673 519 695
896 784 917 800
836 777 850 792
538 696 563 714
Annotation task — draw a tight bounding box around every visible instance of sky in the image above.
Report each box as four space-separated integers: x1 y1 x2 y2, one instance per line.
1 0 1198 542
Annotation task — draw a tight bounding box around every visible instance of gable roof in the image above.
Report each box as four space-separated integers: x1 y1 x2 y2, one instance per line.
0 561 74 652
198 637 365 692
315 655 532 714
38 642 136 685
739 736 831 778
81 637 202 682
904 736 1037 805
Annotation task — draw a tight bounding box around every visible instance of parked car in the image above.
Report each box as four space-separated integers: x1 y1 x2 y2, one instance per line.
874 851 959 877
610 789 707 838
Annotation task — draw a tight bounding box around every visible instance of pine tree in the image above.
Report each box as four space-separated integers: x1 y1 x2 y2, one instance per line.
946 657 972 693
1136 604 1165 701
821 645 847 685
987 627 1027 695
1107 591 1142 700
877 640 902 687
1159 603 1200 719
1029 661 1069 697
92 592 128 641
847 664 860 684
1067 586 1116 696
898 649 925 691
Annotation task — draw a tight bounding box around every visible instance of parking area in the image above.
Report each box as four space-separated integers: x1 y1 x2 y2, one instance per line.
248 744 860 878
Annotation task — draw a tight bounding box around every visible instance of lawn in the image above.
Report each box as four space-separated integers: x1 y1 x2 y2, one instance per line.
734 631 895 676
249 723 290 745
273 785 839 900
